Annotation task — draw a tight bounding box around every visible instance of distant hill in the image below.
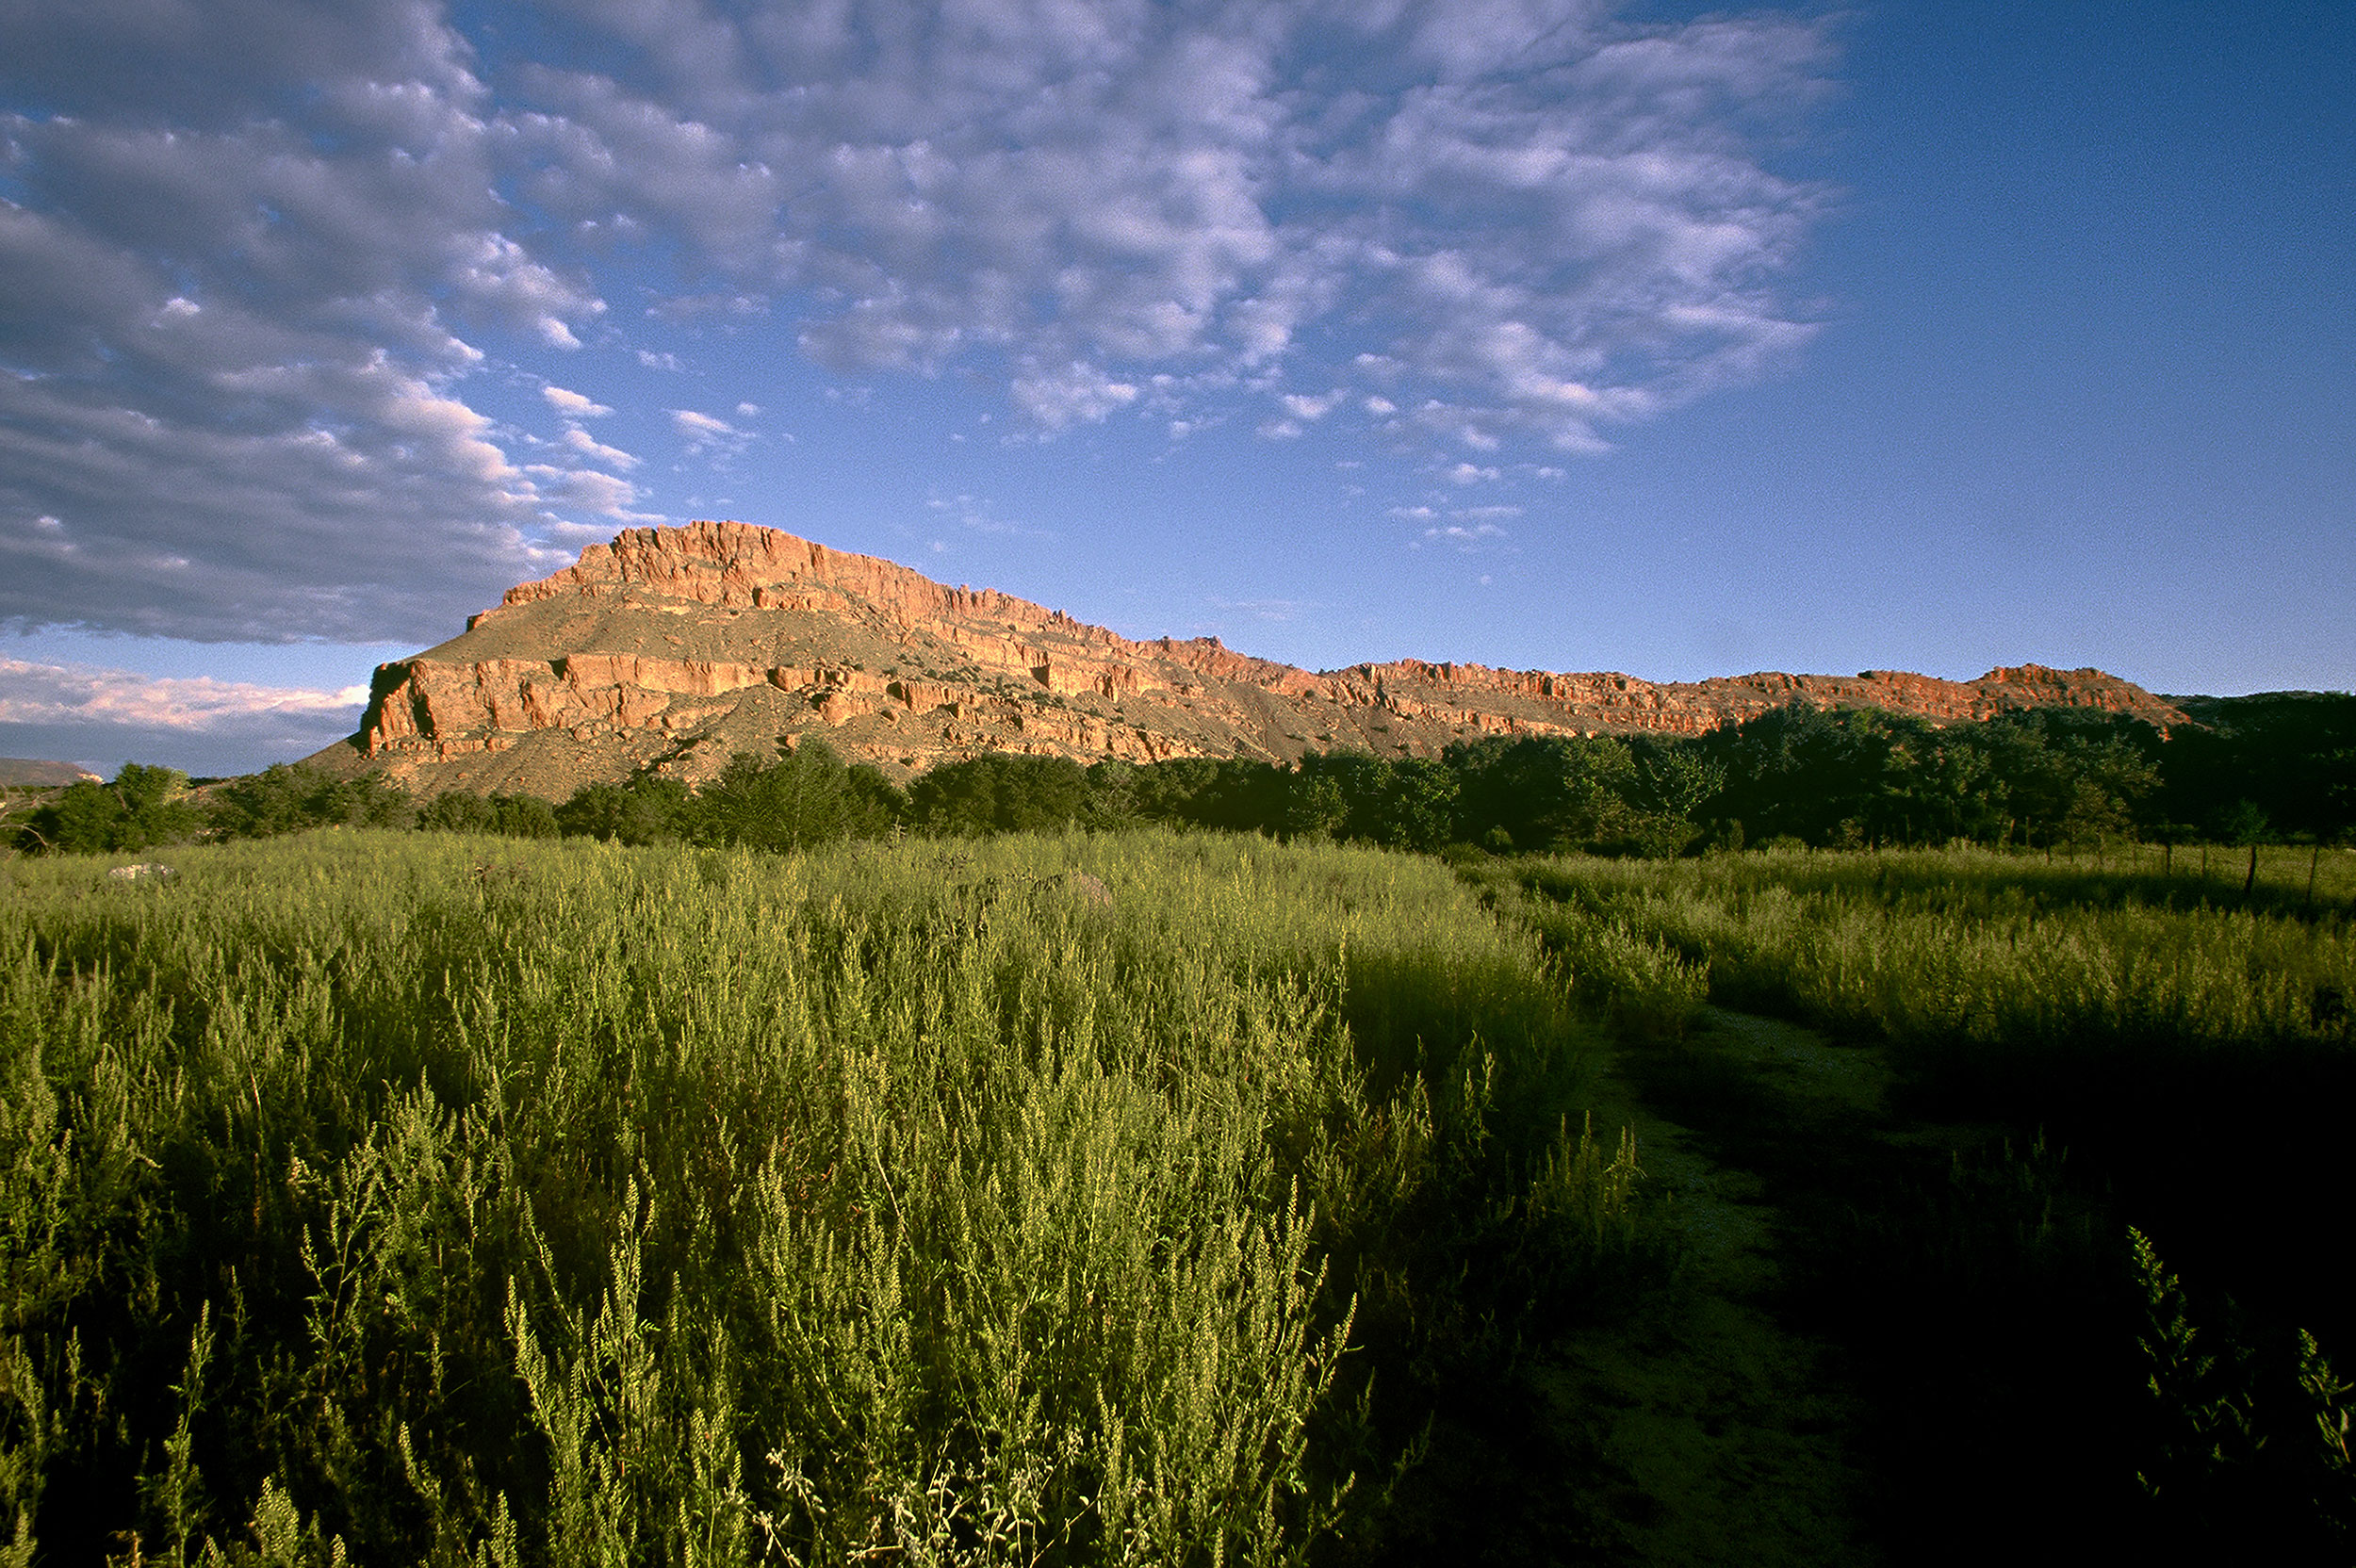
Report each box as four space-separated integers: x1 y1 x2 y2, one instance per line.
308 520 2189 800
0 759 102 787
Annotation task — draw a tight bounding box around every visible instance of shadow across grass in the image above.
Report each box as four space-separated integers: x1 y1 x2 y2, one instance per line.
1612 1010 2155 1561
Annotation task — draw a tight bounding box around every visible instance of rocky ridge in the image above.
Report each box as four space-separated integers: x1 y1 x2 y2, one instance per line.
319 521 2186 798
0 759 103 788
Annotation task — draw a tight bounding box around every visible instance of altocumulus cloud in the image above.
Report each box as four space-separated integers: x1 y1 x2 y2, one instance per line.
0 0 1831 645
0 656 374 775
669 409 753 460
0 659 368 731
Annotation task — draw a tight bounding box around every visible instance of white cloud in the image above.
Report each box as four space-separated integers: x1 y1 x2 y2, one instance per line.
1009 363 1140 429
1446 462 1501 484
520 0 1827 447
924 491 1044 539
1205 596 1310 623
561 426 642 471
544 468 663 521
1423 521 1508 548
669 408 752 456
0 8 609 641
544 385 614 417
0 0 1833 641
0 213 545 639
0 659 368 731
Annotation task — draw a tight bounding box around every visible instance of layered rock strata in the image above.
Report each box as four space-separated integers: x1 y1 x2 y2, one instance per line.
323 520 2185 798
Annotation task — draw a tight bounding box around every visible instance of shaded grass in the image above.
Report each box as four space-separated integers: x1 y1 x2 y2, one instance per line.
1499 843 2356 1556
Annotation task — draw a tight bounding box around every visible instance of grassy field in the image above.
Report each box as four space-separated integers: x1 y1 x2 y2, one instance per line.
11 831 2351 1562
1484 843 2356 1557
0 831 1656 1566
1488 843 2356 1065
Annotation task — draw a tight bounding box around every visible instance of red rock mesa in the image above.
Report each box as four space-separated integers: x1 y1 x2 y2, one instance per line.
318 521 2184 797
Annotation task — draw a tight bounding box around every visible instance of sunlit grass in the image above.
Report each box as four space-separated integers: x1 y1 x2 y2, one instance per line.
0 828 1637 1565
1500 845 2355 1063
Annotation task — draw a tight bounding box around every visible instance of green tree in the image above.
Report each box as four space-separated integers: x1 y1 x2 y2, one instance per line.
556 776 695 845
207 763 410 840
16 762 203 854
415 791 497 834
1707 707 1898 847
1447 735 1646 853
416 791 559 838
1182 758 1290 834
1880 733 2008 845
1380 756 1460 852
842 760 909 839
1970 711 2164 848
1107 755 1287 832
1283 771 1349 841
2160 694 2356 842
908 754 1088 836
487 793 560 839
2214 799 2271 847
1079 760 1146 828
694 737 869 851
1633 744 1727 824
1280 751 1389 842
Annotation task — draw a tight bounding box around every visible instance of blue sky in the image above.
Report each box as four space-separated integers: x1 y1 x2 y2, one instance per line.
3 0 2349 776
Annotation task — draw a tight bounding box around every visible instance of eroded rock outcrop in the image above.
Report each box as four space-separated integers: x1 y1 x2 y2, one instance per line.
330 521 2185 798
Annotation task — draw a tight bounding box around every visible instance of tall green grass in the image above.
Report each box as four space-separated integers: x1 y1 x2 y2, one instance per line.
1501 842 2356 1555
1504 845 2356 1067
0 830 1639 1564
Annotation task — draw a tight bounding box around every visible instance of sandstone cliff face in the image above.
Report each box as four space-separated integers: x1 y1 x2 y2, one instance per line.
329 520 2186 798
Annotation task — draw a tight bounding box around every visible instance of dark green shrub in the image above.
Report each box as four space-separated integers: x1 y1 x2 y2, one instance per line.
205 763 410 840
14 763 203 854
908 753 1088 836
554 775 694 844
693 736 900 851
416 791 559 838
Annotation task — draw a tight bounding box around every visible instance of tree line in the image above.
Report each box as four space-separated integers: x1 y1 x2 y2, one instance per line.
12 693 2353 858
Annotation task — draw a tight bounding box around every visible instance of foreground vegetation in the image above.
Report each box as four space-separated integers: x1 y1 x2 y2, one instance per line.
1490 843 2356 1064
7 708 2352 1559
1483 846 2356 1557
0 831 1662 1565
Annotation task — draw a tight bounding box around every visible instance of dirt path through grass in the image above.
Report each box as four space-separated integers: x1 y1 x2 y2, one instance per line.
1557 998 2157 1564
1542 1007 1891 1564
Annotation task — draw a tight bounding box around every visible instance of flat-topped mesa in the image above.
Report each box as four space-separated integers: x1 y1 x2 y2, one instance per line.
476 518 1070 632
1344 660 2184 735
331 520 2188 797
476 519 1309 680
